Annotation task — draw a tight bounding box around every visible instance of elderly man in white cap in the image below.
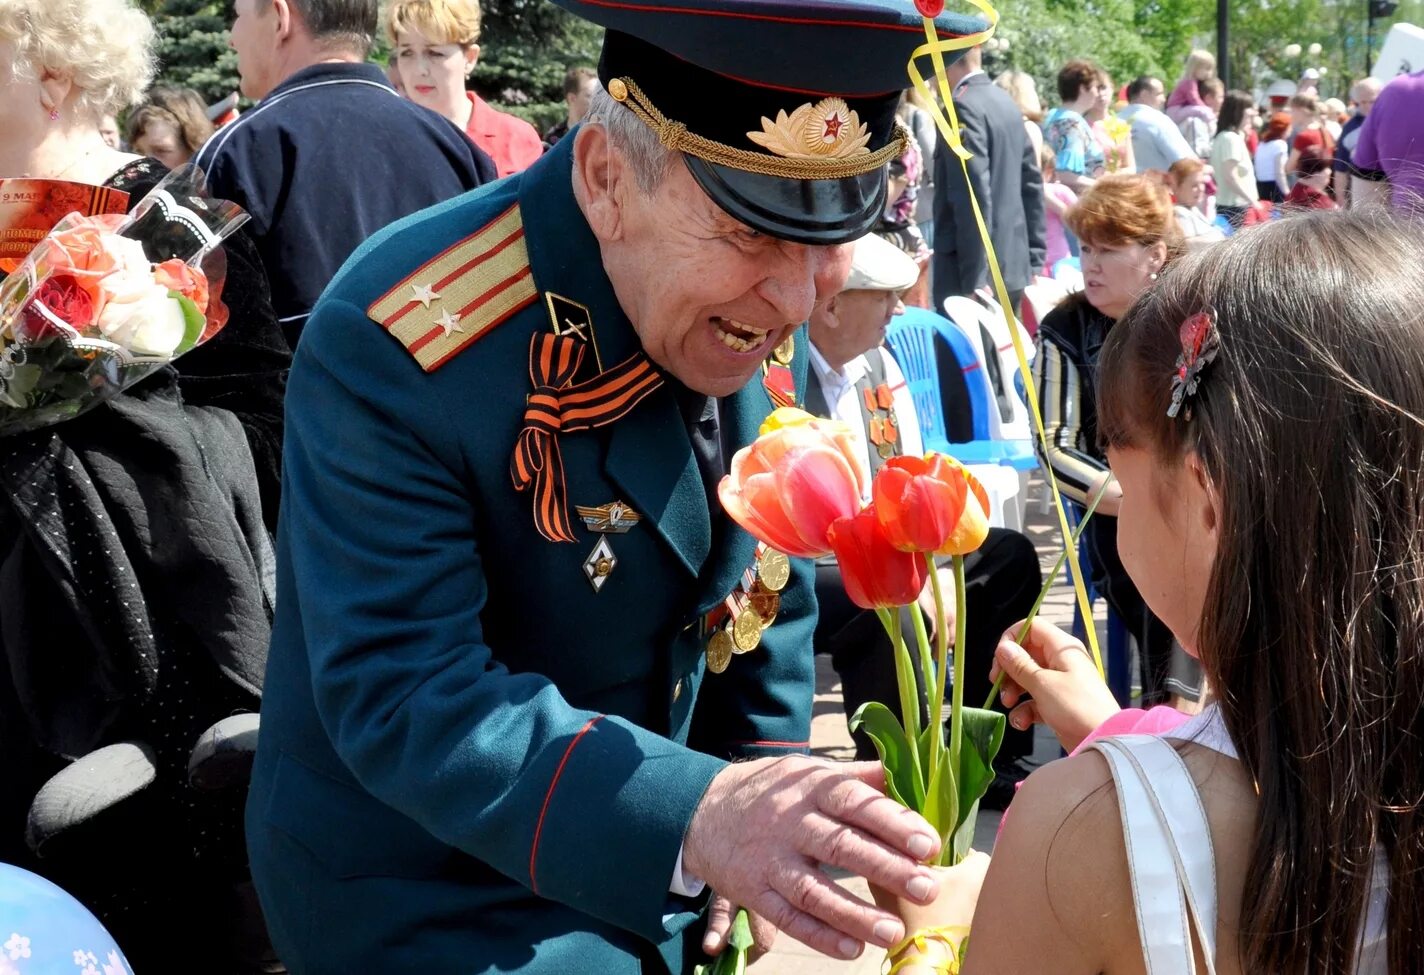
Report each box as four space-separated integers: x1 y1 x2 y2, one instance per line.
805 235 1041 806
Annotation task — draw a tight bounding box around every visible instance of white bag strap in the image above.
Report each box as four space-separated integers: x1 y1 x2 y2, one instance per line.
1090 735 1219 975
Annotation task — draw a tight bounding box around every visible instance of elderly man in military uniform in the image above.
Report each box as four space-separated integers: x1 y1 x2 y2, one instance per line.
245 2 988 972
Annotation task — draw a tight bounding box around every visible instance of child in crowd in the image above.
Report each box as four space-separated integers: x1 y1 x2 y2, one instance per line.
1039 144 1078 272
1165 48 1217 128
1165 157 1224 248
893 208 1421 975
1285 144 1338 210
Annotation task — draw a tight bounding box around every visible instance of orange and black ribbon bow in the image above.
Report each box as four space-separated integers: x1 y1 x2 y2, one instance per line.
511 332 663 542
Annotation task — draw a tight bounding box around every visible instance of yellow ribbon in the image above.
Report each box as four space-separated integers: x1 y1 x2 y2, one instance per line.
884 925 969 974
907 2 1104 678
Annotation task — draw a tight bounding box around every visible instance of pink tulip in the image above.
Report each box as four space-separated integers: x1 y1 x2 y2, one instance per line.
719 408 868 558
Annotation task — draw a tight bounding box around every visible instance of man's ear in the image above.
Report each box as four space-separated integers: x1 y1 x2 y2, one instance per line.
273 0 295 43
572 124 628 243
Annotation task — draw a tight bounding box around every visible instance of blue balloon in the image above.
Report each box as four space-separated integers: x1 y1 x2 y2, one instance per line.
0 864 133 975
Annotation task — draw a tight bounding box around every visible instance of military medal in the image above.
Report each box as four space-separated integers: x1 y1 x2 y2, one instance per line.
576 501 641 593
706 629 735 674
748 585 781 621
758 548 790 592
865 383 900 462
582 536 618 592
576 501 642 534
732 607 764 653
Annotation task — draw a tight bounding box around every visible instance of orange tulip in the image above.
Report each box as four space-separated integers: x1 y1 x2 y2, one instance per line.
719 408 868 559
873 454 991 556
827 506 926 609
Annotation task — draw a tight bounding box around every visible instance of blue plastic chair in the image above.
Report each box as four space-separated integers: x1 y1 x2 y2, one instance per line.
887 308 1037 470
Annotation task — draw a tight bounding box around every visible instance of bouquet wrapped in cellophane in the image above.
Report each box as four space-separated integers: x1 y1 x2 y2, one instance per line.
0 167 249 435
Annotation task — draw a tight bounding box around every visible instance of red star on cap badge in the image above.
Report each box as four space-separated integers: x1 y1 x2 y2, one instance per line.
823 114 845 141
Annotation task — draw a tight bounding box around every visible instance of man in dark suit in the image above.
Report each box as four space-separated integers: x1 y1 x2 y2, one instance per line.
931 45 1047 316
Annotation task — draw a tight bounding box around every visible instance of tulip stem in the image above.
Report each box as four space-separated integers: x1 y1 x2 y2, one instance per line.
878 607 924 761
924 554 951 789
948 555 968 798
909 597 936 719
982 477 1115 711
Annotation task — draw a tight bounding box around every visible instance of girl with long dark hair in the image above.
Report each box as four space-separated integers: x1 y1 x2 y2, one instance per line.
895 209 1422 973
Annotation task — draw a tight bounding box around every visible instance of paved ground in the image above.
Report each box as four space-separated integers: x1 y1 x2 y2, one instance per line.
757 477 1110 974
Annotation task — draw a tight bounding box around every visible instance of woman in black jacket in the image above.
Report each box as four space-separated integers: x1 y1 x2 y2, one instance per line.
1033 173 1202 707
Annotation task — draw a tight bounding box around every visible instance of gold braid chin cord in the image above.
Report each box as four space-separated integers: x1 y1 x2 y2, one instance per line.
607 76 909 181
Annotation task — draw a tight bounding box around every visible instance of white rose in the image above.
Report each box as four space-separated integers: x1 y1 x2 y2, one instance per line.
99 234 152 276
96 282 187 356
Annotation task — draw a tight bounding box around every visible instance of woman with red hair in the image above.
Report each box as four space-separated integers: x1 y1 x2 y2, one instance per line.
1031 174 1203 708
1254 111 1292 203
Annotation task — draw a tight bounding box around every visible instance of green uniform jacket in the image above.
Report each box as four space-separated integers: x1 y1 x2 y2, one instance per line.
246 135 817 974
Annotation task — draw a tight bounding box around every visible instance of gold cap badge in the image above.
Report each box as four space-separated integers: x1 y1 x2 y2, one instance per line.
748 98 872 161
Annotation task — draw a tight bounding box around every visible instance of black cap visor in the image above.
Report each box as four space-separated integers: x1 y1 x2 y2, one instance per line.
684 156 888 246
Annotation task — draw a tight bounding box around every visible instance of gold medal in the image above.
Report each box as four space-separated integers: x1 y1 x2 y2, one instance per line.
706 630 734 674
758 549 791 592
732 608 764 653
749 588 781 624
772 335 795 366
878 440 895 459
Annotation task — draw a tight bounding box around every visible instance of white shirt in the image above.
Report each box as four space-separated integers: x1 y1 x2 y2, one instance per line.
809 340 924 501
1255 138 1289 183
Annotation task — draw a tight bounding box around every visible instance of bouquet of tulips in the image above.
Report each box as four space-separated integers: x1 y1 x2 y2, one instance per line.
0 167 248 435
720 408 1003 865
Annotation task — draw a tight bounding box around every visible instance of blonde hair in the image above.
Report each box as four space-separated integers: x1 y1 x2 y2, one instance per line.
1183 48 1217 81
0 0 155 118
994 70 1043 124
387 0 481 46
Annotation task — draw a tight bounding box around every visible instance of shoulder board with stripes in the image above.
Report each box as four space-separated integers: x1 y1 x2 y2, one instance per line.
366 203 537 373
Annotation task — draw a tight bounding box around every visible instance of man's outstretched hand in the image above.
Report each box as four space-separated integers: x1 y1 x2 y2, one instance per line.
683 757 943 961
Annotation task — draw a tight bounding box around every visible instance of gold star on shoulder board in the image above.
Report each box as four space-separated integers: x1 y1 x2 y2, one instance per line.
435 310 464 336
411 283 440 309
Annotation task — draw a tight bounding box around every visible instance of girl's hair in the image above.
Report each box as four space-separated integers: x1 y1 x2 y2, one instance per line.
1182 48 1217 81
387 0 481 46
1196 77 1224 99
1216 90 1253 135
1289 91 1319 112
125 86 214 155
1064 173 1181 252
1038 142 1056 177
1097 209 1424 974
1165 156 1205 191
994 70 1043 123
1263 111 1292 142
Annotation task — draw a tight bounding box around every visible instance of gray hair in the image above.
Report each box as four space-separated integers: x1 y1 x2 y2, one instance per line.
1351 76 1383 102
291 0 378 57
584 87 677 194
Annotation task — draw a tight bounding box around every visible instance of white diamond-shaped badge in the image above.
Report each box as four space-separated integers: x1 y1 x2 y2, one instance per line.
582 536 617 593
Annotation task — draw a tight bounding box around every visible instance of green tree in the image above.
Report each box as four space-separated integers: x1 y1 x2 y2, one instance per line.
471 0 603 135
138 0 241 106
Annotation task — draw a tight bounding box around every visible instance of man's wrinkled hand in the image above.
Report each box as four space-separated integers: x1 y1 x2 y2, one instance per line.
683 757 943 961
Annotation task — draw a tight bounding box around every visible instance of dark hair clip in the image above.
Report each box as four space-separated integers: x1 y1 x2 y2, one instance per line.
1167 311 1219 419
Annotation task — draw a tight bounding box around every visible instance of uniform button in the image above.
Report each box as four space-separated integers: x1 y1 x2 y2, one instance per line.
672 678 684 703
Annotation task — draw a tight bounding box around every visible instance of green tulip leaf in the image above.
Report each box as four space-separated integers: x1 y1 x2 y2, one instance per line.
850 701 924 810
950 707 1007 863
171 293 206 356
727 909 754 952
922 744 960 858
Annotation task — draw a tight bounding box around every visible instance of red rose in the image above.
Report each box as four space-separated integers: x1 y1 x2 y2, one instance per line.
16 274 95 342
